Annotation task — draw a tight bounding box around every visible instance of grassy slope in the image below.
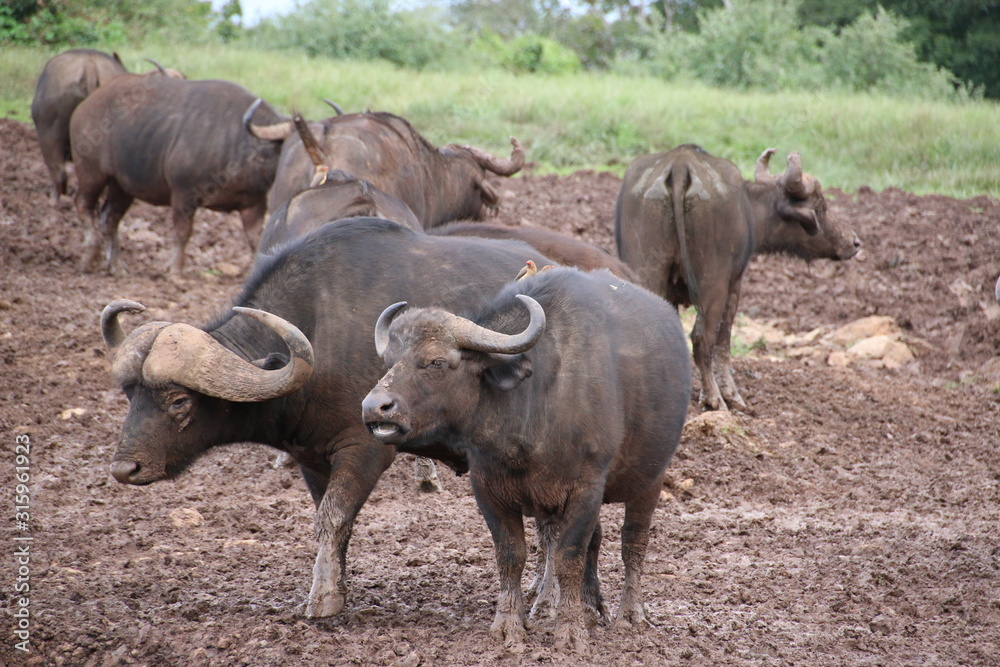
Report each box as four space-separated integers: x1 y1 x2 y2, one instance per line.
3 44 999 198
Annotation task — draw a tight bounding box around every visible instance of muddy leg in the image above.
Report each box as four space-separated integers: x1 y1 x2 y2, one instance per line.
99 181 133 275
168 198 197 278
75 174 107 273
528 516 559 621
614 487 660 629
715 282 748 411
582 521 607 626
306 431 394 618
553 489 602 654
412 455 442 493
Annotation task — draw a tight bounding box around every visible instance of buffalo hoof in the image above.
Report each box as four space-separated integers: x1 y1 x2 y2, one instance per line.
554 622 590 654
490 611 527 651
304 589 345 618
612 605 650 632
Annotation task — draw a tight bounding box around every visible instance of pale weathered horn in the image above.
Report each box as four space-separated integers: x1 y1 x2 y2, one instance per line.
293 111 330 176
324 99 344 116
443 294 545 354
244 98 295 142
462 136 526 176
102 299 147 350
780 151 816 198
142 307 313 402
754 148 778 184
374 302 408 357
144 58 167 75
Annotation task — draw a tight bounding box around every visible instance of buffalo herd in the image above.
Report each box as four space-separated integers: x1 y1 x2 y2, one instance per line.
33 49 861 652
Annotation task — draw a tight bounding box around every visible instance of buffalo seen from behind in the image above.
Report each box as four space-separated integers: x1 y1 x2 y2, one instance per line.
254 109 525 228
615 144 860 411
102 218 562 619
70 75 286 277
362 268 691 652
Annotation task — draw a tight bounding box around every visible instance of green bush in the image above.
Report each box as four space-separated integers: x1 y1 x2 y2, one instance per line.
247 0 459 71
503 34 582 75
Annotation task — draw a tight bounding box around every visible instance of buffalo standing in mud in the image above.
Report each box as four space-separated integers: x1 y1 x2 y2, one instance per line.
254 110 525 226
70 75 286 276
615 145 860 411
362 268 691 651
102 218 554 619
31 49 127 204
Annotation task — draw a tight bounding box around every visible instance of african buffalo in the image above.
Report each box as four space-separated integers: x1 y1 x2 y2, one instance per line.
103 218 554 619
431 221 639 282
257 171 423 255
254 110 525 227
70 75 286 276
615 144 860 411
31 49 127 204
362 267 691 651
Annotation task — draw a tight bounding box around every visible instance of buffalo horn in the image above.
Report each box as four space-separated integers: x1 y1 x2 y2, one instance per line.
374 302 409 357
142 308 313 402
754 148 778 184
780 152 816 198
444 295 545 354
292 111 331 177
144 58 167 75
323 99 344 116
244 98 295 142
463 136 526 176
102 299 147 350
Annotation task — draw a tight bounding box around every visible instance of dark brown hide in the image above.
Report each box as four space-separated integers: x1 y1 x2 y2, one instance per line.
30 49 126 204
431 221 639 282
266 111 523 227
257 172 423 255
69 75 285 276
615 144 860 411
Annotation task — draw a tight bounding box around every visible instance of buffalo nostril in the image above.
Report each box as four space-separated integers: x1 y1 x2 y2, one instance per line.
379 400 395 415
110 460 139 483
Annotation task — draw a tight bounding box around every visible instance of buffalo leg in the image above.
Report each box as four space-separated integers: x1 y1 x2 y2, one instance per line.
38 124 69 205
691 291 729 411
75 173 108 273
528 516 559 620
98 181 134 275
615 486 660 629
168 198 198 277
472 478 528 649
412 456 442 493
306 431 394 617
238 201 267 253
715 281 748 411
582 520 607 626
553 487 603 653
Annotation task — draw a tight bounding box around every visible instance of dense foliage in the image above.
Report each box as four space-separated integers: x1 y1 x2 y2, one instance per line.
2 0 995 98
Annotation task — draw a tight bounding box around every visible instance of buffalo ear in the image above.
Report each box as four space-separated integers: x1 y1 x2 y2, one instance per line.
252 352 290 370
777 201 820 236
482 354 532 391
478 179 500 207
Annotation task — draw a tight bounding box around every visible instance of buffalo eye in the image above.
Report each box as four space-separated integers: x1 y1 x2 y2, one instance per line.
424 358 446 370
164 392 192 420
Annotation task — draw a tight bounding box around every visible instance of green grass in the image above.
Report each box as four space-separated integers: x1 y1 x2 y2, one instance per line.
5 44 1000 198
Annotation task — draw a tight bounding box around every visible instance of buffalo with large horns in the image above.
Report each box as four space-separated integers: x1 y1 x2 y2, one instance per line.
362 267 691 652
255 109 525 227
615 144 861 411
103 217 554 619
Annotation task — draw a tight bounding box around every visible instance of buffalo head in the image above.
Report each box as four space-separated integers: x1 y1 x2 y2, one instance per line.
752 148 861 261
102 299 313 485
362 295 545 445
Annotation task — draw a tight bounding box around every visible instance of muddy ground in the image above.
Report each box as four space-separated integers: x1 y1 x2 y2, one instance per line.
0 116 998 666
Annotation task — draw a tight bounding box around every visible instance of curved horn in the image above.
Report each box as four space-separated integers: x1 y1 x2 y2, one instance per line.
244 98 295 142
462 136 526 176
323 99 344 116
102 299 147 350
754 147 778 184
374 302 408 357
144 58 167 75
445 294 545 354
292 111 330 180
142 308 313 402
780 151 816 198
